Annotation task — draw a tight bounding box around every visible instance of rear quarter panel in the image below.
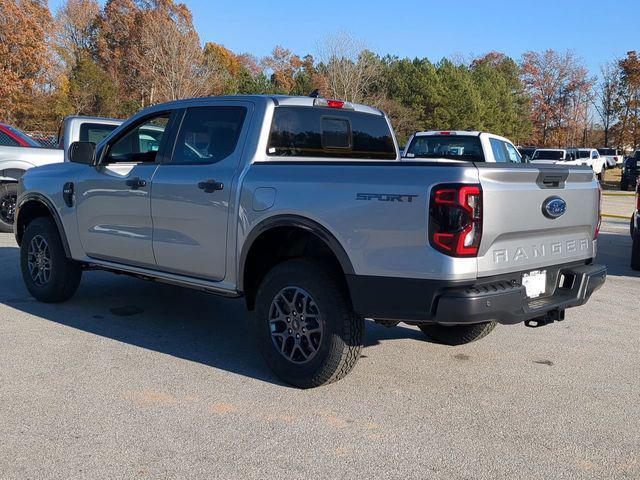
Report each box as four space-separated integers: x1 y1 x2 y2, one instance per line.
238 162 481 281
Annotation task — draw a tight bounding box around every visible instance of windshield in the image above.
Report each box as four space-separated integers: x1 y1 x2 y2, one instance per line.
405 135 484 162
4 125 41 147
532 150 564 160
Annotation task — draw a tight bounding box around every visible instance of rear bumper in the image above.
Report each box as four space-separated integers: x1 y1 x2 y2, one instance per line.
347 262 606 325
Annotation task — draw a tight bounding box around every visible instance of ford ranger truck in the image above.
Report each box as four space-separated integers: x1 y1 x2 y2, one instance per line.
13 95 606 388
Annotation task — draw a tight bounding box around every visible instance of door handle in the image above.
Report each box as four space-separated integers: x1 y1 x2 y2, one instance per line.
125 177 147 189
197 179 224 193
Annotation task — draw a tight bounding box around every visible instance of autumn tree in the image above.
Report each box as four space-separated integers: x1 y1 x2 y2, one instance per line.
136 1 209 103
0 0 54 125
591 62 620 147
521 49 592 146
316 32 382 103
54 0 100 66
617 51 640 149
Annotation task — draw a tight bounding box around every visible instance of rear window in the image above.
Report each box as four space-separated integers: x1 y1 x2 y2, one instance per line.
405 135 484 162
80 123 119 144
267 106 396 159
598 148 619 156
577 150 591 159
532 150 564 160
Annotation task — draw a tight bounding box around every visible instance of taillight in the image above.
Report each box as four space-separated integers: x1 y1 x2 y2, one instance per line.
439 131 452 135
429 184 483 257
595 183 602 239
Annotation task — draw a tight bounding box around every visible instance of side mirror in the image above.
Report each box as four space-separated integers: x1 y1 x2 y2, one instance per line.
68 141 96 165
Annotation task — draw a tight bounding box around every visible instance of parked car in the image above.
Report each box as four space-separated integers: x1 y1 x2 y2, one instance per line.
597 147 624 168
14 95 606 388
402 131 523 163
0 116 121 232
621 151 640 191
0 123 42 148
631 182 640 270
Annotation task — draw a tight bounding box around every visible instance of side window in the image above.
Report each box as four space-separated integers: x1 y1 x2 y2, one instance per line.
172 106 247 165
504 142 522 163
592 150 599 159
0 130 20 147
104 113 170 164
489 138 508 163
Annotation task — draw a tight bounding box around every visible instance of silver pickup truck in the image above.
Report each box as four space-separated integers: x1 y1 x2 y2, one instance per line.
14 95 606 388
0 116 121 232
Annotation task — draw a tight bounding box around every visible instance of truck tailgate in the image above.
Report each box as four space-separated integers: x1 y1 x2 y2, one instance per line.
475 164 598 277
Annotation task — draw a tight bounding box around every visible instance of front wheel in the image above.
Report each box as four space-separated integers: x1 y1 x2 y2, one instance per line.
419 322 497 346
253 259 364 388
0 183 17 233
20 217 82 302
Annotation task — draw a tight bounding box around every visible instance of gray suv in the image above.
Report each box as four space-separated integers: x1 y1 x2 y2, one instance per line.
14 95 606 388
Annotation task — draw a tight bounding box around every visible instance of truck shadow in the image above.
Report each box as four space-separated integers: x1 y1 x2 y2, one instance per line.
0 244 421 387
0 228 634 386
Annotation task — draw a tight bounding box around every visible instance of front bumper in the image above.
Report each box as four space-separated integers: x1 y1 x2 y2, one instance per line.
347 262 606 326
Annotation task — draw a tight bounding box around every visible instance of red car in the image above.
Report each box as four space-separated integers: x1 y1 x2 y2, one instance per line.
0 123 41 148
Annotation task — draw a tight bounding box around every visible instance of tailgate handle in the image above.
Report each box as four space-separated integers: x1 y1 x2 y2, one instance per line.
536 170 569 189
542 175 562 187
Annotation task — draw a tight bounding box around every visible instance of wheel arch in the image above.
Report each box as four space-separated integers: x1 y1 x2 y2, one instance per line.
15 193 71 258
239 215 355 309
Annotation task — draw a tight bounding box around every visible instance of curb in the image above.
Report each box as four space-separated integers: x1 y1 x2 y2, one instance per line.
602 192 635 197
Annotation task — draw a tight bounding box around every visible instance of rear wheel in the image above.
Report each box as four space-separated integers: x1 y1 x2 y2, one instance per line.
20 217 82 302
253 259 363 388
0 183 17 233
631 231 640 271
419 322 497 346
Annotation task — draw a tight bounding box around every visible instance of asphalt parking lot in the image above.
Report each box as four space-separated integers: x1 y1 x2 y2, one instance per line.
0 198 638 479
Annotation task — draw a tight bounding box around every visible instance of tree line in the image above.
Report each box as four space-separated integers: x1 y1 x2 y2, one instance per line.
1 0 640 148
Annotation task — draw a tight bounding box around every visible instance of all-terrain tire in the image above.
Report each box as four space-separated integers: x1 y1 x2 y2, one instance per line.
253 259 364 388
0 183 17 233
419 321 497 346
631 231 640 271
20 217 82 303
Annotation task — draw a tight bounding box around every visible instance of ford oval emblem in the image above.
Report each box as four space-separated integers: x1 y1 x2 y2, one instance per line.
542 196 567 219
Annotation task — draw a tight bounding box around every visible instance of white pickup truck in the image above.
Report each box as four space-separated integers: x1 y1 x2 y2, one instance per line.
0 116 121 231
402 131 523 163
531 148 606 180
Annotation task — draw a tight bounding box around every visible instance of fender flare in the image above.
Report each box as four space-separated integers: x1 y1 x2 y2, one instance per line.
237 214 355 292
15 192 72 258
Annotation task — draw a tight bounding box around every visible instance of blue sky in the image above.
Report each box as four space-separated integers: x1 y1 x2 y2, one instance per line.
49 0 638 76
